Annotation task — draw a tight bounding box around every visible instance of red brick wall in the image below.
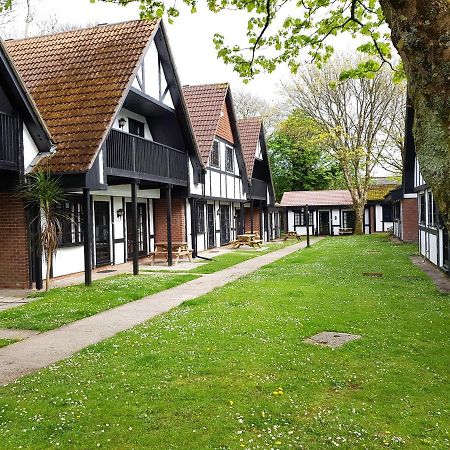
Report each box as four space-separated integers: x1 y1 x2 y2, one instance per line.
216 102 234 144
153 197 186 243
0 192 29 288
245 207 261 235
402 198 418 242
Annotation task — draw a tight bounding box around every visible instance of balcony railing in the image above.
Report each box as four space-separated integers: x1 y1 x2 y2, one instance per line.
251 178 268 200
0 112 20 171
105 129 188 185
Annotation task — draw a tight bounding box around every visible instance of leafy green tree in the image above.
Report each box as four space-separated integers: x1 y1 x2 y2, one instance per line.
269 111 343 201
2 0 448 223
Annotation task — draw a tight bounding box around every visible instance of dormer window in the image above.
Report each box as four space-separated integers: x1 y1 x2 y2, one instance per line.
210 141 220 168
128 118 145 138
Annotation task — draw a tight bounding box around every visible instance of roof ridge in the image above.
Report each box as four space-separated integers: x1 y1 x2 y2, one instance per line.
183 82 229 90
7 19 158 44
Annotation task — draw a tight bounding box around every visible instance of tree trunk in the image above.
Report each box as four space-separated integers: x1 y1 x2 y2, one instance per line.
353 203 365 235
380 0 450 225
46 248 52 291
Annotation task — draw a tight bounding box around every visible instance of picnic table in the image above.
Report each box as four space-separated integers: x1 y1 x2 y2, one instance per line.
232 233 263 249
150 242 192 265
283 231 301 241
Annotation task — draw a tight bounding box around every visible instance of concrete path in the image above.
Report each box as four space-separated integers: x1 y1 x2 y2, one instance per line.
410 256 450 294
0 329 40 340
0 239 319 386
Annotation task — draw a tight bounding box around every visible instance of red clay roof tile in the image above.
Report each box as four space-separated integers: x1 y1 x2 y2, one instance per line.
5 20 159 173
237 117 263 179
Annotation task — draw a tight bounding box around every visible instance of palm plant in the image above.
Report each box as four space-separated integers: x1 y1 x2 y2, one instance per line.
20 170 65 291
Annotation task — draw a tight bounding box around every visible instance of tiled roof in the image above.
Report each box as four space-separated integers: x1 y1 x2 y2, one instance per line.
182 83 229 164
5 20 159 173
367 183 400 201
237 117 262 179
280 190 353 207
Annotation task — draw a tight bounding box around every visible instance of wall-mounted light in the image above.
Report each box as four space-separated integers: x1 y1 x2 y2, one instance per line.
116 208 124 219
118 118 127 129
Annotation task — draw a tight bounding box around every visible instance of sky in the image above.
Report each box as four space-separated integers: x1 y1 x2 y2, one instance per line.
3 0 361 103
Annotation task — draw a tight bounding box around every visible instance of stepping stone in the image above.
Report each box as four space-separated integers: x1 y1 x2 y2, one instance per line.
0 329 40 340
304 331 361 348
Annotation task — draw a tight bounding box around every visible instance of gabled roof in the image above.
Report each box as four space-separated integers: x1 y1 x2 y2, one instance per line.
367 183 400 201
237 117 263 179
0 40 52 153
182 83 231 164
5 20 160 173
280 190 353 207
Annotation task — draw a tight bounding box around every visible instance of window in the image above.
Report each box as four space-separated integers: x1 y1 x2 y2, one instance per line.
419 193 426 224
294 210 304 227
196 202 205 233
128 118 145 138
56 197 83 246
225 146 234 172
342 210 356 229
428 192 438 227
210 141 220 168
393 202 400 220
382 204 393 222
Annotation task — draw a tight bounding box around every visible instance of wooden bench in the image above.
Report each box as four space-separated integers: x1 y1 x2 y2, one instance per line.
151 242 192 265
339 228 353 235
283 231 301 241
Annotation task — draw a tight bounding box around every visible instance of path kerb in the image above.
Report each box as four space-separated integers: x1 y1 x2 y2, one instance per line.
0 239 319 385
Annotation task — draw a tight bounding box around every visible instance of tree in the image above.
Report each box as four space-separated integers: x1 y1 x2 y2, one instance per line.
88 0 449 226
233 90 283 135
282 58 403 234
20 171 65 291
269 110 343 201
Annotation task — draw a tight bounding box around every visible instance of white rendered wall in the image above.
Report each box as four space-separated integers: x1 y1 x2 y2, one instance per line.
22 125 39 171
112 108 153 140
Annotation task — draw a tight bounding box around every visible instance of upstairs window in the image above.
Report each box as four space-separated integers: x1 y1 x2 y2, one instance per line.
225 146 234 172
419 193 426 225
210 141 220 168
128 118 145 138
56 197 84 247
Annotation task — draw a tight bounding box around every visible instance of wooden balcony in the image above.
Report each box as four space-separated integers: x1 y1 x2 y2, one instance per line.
251 178 268 201
105 129 188 186
0 112 20 171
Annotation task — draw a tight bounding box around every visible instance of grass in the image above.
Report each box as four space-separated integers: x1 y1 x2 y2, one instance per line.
0 338 17 348
189 239 299 274
0 235 448 449
0 274 197 332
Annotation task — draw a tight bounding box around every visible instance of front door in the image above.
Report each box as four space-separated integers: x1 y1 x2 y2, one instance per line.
126 203 148 258
207 204 215 249
318 211 330 235
220 205 231 245
443 226 449 271
94 201 111 266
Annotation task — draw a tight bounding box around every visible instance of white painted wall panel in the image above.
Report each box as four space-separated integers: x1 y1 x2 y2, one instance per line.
23 125 39 171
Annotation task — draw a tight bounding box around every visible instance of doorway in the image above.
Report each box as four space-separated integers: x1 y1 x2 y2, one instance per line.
318 210 330 235
94 201 111 266
207 204 215 249
126 202 148 258
220 205 231 245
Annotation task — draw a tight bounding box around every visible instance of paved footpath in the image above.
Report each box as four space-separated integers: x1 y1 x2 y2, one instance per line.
0 239 319 386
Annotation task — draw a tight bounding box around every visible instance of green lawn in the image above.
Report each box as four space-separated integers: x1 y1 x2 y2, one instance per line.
0 235 448 449
0 274 197 332
188 239 299 274
0 338 17 348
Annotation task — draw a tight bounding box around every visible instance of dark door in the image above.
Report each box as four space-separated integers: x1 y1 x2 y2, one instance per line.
126 203 148 258
220 205 231 245
236 208 244 236
319 211 330 235
94 201 111 266
207 204 215 249
443 226 449 270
